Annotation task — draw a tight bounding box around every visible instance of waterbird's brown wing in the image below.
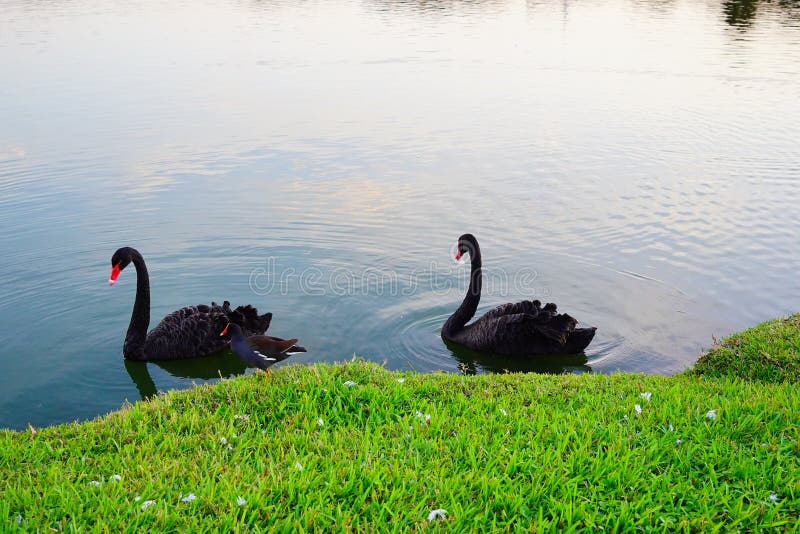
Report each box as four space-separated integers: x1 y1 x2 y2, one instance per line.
248 335 306 354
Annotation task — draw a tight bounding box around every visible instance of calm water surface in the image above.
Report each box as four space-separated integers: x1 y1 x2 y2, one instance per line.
1 0 799 429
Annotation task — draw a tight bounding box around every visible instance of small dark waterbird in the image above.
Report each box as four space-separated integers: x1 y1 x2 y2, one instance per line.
109 246 272 361
441 234 596 355
220 322 305 372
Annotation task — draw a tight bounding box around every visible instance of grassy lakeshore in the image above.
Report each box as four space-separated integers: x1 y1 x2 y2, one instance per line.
693 314 800 384
2 319 800 531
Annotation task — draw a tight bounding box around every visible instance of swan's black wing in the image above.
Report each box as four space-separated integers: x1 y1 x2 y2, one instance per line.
144 301 272 361
144 303 229 360
480 300 552 322
224 302 273 337
466 307 595 355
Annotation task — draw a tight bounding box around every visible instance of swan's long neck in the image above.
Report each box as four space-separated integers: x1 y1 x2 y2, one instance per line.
123 251 150 360
442 243 482 337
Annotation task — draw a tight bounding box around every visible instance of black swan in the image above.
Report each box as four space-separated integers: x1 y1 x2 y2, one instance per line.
441 234 596 355
109 246 272 361
220 322 305 371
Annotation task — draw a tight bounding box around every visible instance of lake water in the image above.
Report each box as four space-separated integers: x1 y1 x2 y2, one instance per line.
1 0 798 430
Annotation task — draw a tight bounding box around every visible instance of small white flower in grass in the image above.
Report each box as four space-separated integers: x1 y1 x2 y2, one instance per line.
675 439 683 445
134 496 141 502
769 493 778 502
89 480 101 487
640 392 652 401
427 509 447 521
227 444 234 451
140 500 155 511
181 493 197 503
14 515 22 524
499 408 508 416
669 424 675 432
396 378 405 384
706 409 717 421
220 437 228 445
236 496 247 507
295 462 304 471
317 418 324 427
343 380 357 387
110 474 121 481
634 404 642 415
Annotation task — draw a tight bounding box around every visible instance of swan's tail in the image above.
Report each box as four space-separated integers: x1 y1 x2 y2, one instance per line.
564 327 597 353
227 302 273 335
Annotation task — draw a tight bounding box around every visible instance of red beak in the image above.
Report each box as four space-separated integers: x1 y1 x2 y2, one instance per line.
109 263 121 286
455 250 463 260
220 323 230 337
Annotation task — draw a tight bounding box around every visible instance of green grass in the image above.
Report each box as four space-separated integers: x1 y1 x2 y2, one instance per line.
2 315 800 532
694 313 800 383
1 361 798 532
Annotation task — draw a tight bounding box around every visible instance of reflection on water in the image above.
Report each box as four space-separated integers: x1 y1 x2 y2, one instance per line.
724 0 759 26
722 0 800 28
124 353 250 400
0 0 799 429
443 338 591 375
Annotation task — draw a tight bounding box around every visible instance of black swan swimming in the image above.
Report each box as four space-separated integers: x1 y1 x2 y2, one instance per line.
441 234 596 355
220 322 305 371
109 246 272 361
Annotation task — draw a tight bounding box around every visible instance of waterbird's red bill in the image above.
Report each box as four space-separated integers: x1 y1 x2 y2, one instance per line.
109 263 121 286
455 249 463 260
220 323 230 336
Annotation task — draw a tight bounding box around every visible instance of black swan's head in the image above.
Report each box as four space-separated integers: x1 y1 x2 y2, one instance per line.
455 233 479 261
109 247 136 286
